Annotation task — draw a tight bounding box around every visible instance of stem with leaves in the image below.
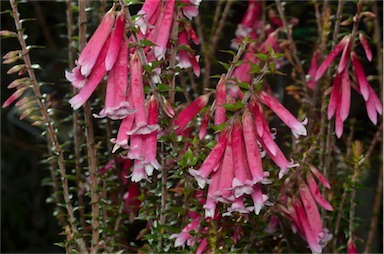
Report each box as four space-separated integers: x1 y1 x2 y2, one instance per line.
9 0 88 252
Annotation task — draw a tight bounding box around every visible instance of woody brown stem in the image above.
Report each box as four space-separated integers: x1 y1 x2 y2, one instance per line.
9 0 88 252
78 1 100 253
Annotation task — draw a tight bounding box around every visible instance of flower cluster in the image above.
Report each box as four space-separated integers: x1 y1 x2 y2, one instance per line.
65 1 201 182
279 165 333 254
310 33 382 138
190 76 307 218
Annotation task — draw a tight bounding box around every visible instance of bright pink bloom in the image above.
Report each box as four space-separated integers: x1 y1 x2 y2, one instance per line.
196 237 208 254
105 11 126 71
365 86 383 125
214 136 235 203
359 33 372 62
351 52 370 101
214 75 227 126
299 183 323 242
225 197 253 215
131 159 148 182
309 164 331 189
292 197 322 254
189 131 228 188
128 134 144 160
327 72 341 120
2 87 26 108
128 54 159 135
337 36 351 73
231 121 253 198
315 35 349 81
69 36 111 110
177 29 200 76
174 94 209 134
259 91 307 138
204 171 220 218
94 38 134 119
251 184 269 215
154 0 175 60
306 173 333 211
78 6 115 77
307 50 320 90
110 111 135 152
199 110 210 140
340 69 351 121
136 0 161 34
347 238 357 254
242 108 264 183
65 65 86 88
142 95 161 176
180 0 200 20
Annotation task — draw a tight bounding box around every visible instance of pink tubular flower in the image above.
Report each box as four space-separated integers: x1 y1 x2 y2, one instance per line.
131 159 148 182
124 182 142 217
214 135 235 203
351 52 370 101
307 50 320 90
251 184 269 215
69 36 111 110
65 65 86 89
309 164 331 189
292 197 322 254
196 237 208 254
105 11 126 71
242 108 264 183
174 94 209 134
189 130 228 188
128 53 159 135
306 173 333 211
351 52 383 124
359 33 372 62
214 75 227 126
299 183 323 242
315 35 349 81
327 72 341 120
78 6 116 77
110 94 135 152
136 0 161 34
347 238 357 254
180 0 201 20
128 134 144 160
94 38 135 119
154 0 175 60
177 28 200 77
142 95 161 176
258 91 307 138
204 171 220 218
231 120 253 198
199 110 210 140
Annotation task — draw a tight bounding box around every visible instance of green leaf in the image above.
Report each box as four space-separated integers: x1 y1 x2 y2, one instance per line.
140 38 157 47
218 61 230 70
255 53 268 61
211 122 227 132
222 101 244 112
237 82 250 90
157 84 169 92
206 140 217 149
219 49 236 56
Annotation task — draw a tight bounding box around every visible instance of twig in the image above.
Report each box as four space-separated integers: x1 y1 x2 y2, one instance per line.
168 6 180 103
202 1 234 92
78 1 100 253
275 0 307 92
9 0 88 252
